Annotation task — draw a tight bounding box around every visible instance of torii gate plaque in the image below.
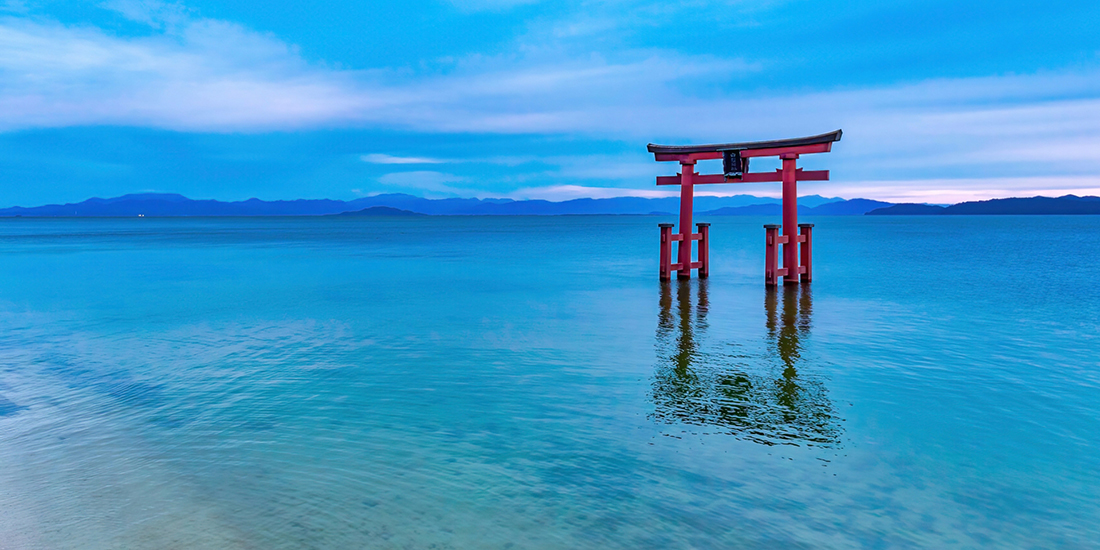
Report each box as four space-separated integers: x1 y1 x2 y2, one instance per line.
647 130 842 285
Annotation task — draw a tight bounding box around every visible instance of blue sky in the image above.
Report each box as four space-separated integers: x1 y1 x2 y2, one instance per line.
2 0 1100 205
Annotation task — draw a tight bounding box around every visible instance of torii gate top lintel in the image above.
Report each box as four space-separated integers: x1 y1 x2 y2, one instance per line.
648 129 842 284
647 129 842 161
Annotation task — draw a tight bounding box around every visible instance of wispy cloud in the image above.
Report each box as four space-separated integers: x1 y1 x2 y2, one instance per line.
504 184 677 200
444 0 545 12
487 177 1100 204
361 154 447 165
0 14 393 131
0 14 762 133
818 176 1100 204
2 5 1100 202
100 0 191 29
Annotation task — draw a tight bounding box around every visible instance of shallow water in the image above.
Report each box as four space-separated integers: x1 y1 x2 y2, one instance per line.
0 215 1098 548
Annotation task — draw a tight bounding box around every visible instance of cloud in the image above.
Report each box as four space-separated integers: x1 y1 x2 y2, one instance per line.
1 6 1100 201
0 14 761 133
0 15 385 131
489 177 1100 204
816 176 1100 204
444 0 545 12
361 154 447 165
99 0 191 29
505 184 677 200
548 155 668 180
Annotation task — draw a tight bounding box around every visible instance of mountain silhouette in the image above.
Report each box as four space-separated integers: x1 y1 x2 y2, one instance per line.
0 193 853 217
866 195 1100 215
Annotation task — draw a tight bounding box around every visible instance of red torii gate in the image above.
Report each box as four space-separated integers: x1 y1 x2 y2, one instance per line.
647 130 842 285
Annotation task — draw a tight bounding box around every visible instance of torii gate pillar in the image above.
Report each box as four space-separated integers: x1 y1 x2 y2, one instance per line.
648 130 842 285
781 153 799 285
677 161 695 279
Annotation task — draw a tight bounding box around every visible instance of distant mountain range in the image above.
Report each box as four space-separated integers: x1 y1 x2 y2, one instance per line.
3 192 1098 218
0 192 854 217
700 198 893 217
336 206 423 217
866 195 1100 215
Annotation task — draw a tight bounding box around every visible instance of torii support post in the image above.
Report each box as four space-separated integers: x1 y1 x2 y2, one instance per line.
799 223 813 283
648 130 841 285
659 223 674 280
696 223 710 278
764 224 783 286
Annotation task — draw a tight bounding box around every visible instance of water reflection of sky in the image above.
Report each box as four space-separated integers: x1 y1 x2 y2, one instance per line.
652 280 842 447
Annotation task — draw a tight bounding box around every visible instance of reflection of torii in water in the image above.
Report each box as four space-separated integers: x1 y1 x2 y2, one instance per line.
767 285 813 414
651 281 841 447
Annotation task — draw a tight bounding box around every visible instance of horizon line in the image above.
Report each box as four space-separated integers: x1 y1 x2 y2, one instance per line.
6 190 1100 211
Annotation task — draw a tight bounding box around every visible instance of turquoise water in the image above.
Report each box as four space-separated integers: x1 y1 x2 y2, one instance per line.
0 215 1098 549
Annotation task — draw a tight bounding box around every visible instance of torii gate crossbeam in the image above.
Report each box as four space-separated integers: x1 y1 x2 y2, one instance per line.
648 130 842 285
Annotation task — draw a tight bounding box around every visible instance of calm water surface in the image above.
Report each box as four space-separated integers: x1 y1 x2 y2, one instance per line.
0 215 1098 549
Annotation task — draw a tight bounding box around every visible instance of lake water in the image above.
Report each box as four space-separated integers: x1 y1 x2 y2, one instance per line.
0 215 1098 549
